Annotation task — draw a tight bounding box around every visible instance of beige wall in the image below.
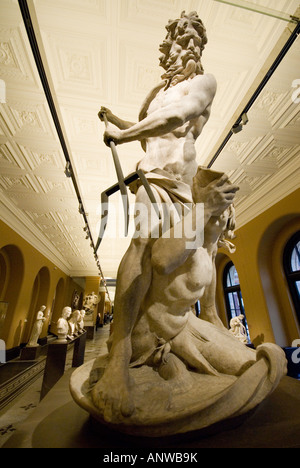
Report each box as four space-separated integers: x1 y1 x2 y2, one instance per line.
215 188 300 347
0 220 84 350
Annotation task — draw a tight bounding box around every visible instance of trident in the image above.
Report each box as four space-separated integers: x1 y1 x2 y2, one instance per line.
95 111 160 252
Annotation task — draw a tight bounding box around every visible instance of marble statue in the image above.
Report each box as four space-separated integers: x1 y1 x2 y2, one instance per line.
26 305 46 347
70 11 287 437
83 291 100 316
56 306 72 343
78 310 86 333
229 314 248 344
68 309 82 339
72 290 80 310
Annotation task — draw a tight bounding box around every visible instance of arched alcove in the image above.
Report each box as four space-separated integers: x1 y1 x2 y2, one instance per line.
49 277 65 335
0 245 24 342
257 214 300 346
22 266 51 343
215 252 233 327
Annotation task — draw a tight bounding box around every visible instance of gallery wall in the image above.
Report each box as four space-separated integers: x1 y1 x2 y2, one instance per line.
0 219 84 355
215 187 300 347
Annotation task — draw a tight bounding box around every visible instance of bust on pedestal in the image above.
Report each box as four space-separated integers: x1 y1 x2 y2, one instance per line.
56 307 72 343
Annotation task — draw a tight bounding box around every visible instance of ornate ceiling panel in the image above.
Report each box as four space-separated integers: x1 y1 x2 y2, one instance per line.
0 0 299 284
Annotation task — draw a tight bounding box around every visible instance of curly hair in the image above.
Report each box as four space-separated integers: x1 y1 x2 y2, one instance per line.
159 11 208 74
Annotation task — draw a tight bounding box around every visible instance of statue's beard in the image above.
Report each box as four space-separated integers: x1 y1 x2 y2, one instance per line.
161 55 200 87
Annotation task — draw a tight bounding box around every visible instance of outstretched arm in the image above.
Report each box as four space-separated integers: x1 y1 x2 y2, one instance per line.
103 74 217 146
151 175 238 275
98 107 136 130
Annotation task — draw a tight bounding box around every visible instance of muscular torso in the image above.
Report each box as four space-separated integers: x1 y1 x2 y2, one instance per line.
137 77 211 186
143 247 214 341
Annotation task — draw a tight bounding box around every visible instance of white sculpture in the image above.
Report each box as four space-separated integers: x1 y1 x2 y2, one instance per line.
70 11 287 437
78 310 86 333
26 305 46 347
83 291 100 316
56 306 72 343
72 291 80 310
229 314 248 344
68 310 82 339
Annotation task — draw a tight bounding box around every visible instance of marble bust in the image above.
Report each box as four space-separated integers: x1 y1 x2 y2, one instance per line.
56 306 72 343
68 309 82 338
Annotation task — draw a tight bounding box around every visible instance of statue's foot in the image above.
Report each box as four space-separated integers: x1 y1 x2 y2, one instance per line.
91 368 135 422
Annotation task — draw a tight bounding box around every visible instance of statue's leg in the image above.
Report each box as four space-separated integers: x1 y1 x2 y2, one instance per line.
91 186 159 420
171 329 219 376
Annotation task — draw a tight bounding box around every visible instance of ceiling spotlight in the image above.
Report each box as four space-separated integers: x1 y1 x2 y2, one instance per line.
232 112 248 133
232 123 243 134
242 112 249 125
64 161 72 178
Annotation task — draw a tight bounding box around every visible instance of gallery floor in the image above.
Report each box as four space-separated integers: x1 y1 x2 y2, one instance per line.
0 324 110 448
1 325 300 449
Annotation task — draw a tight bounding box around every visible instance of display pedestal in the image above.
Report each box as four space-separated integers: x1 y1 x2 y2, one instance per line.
20 345 41 361
84 323 95 339
3 371 300 448
40 331 86 400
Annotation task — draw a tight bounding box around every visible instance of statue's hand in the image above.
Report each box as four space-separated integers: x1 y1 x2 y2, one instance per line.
103 123 123 147
204 175 239 216
98 106 114 122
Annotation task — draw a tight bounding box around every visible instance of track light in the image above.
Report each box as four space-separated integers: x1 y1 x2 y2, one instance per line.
64 161 72 178
232 112 248 134
232 123 243 134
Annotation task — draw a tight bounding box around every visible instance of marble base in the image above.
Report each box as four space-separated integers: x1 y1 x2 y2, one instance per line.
70 343 287 437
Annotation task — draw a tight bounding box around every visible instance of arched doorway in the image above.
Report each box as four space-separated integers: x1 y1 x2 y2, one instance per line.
223 261 251 342
0 245 24 342
283 230 300 324
49 278 65 335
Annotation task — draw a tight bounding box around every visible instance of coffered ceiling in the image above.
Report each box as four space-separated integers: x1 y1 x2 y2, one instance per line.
0 0 299 287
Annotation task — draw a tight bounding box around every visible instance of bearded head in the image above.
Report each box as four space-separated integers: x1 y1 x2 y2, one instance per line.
159 11 208 85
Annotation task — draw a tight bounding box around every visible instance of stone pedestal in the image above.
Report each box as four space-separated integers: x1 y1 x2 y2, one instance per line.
85 325 95 339
40 332 87 400
20 345 41 361
72 332 87 368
